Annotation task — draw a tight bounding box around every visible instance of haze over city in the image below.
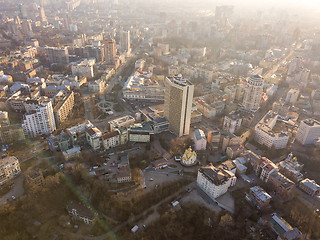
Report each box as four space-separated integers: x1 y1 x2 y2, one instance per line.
0 0 319 239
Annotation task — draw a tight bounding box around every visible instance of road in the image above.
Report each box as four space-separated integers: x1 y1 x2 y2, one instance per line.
0 174 24 205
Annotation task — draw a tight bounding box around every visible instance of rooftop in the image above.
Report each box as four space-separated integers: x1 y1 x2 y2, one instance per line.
250 186 272 202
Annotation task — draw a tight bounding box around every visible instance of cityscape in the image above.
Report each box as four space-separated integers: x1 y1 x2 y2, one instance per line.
0 0 320 239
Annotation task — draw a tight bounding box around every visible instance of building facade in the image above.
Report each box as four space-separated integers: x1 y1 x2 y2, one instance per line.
164 75 194 137
295 119 320 145
0 156 21 185
242 75 264 112
22 101 57 137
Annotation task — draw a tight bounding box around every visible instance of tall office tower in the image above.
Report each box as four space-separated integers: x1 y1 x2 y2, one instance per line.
242 75 264 112
21 20 33 37
164 75 194 137
22 101 56 137
38 7 47 23
295 119 320 145
103 38 116 64
19 4 28 19
120 30 130 53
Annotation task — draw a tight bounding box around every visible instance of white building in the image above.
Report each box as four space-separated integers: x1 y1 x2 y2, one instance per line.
254 111 289 149
86 127 102 150
243 75 264 112
193 129 207 150
285 88 299 104
71 58 95 78
197 165 236 199
0 156 21 185
123 71 165 101
295 119 320 145
223 114 242 134
164 75 194 137
22 101 56 137
120 30 131 54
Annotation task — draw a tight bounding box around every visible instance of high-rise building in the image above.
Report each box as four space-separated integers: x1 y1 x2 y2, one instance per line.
242 75 264 112
164 75 194 137
103 38 117 64
295 119 320 145
46 47 69 65
38 7 47 23
21 20 33 37
22 101 56 137
120 30 130 53
18 3 28 19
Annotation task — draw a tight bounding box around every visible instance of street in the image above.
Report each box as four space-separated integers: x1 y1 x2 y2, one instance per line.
0 174 24 206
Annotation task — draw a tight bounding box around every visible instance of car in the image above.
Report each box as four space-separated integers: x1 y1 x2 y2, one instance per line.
142 224 146 229
11 196 15 200
149 178 153 181
103 163 107 166
105 158 110 161
108 152 114 156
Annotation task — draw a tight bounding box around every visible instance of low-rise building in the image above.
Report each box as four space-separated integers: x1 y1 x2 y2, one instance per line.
259 213 302 240
152 159 168 170
86 127 102 150
62 146 81 161
226 145 244 159
128 122 153 143
123 70 165 101
193 129 207 151
66 201 95 224
47 131 72 152
249 186 272 209
102 130 120 150
278 153 304 182
108 115 135 131
269 171 295 197
88 79 106 93
116 165 132 183
254 157 278 182
221 160 237 174
0 124 25 144
299 178 320 197
0 156 21 185
197 165 236 199
25 170 44 186
66 120 94 145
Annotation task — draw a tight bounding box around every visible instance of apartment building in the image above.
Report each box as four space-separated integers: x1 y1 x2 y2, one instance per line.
0 156 21 185
243 75 264 112
249 186 272 209
193 129 207 151
299 178 320 197
197 165 236 199
86 127 102 150
295 119 320 145
71 58 95 78
102 130 121 150
22 101 57 137
53 91 74 125
254 111 289 149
